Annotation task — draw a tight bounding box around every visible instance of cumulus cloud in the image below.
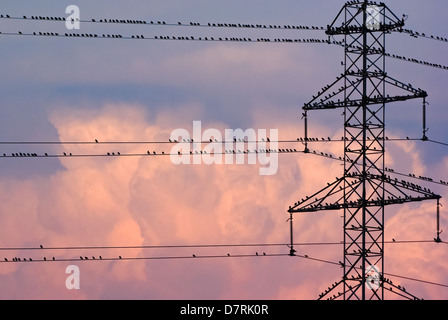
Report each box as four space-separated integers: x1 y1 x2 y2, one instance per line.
0 102 446 300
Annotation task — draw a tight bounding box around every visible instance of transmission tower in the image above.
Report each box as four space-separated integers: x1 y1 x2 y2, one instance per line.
288 1 442 300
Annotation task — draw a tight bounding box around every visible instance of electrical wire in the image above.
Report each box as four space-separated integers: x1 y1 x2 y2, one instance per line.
0 239 437 252
0 14 325 32
0 242 298 251
1 30 446 71
0 136 422 145
0 30 334 45
428 139 448 148
1 10 447 296
292 255 448 289
385 52 448 71
5 247 445 290
1 252 291 263
384 271 448 289
395 28 448 44
330 41 448 71
1 137 447 187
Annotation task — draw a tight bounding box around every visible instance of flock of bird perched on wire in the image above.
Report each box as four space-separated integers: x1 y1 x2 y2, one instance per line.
0 11 447 70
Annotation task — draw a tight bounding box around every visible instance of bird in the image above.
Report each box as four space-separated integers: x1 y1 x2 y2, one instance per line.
40 245 43 249
192 254 196 257
95 139 99 143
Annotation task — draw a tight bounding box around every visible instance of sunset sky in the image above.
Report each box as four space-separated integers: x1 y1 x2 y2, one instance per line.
0 0 447 300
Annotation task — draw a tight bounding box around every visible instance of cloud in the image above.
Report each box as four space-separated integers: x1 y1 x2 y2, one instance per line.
0 102 446 300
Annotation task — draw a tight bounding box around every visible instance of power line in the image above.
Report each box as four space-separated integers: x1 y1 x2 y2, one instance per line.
0 239 438 251
0 242 294 252
0 136 419 145
384 271 448 289
293 255 448 290
396 28 448 44
428 139 448 148
2 30 447 71
0 30 333 45
3 243 448 290
331 40 448 71
1 239 437 252
386 52 448 71
1 5 447 300
1 252 290 263
2 138 447 187
0 14 325 32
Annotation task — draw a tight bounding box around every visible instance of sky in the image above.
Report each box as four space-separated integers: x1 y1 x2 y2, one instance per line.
0 0 447 300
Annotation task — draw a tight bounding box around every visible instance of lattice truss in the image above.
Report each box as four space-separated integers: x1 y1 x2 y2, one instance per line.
288 1 441 300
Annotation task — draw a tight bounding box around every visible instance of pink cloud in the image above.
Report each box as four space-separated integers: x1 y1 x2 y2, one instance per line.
0 103 446 300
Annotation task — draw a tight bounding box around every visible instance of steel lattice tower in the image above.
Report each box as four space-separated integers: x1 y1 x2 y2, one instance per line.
288 1 441 300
